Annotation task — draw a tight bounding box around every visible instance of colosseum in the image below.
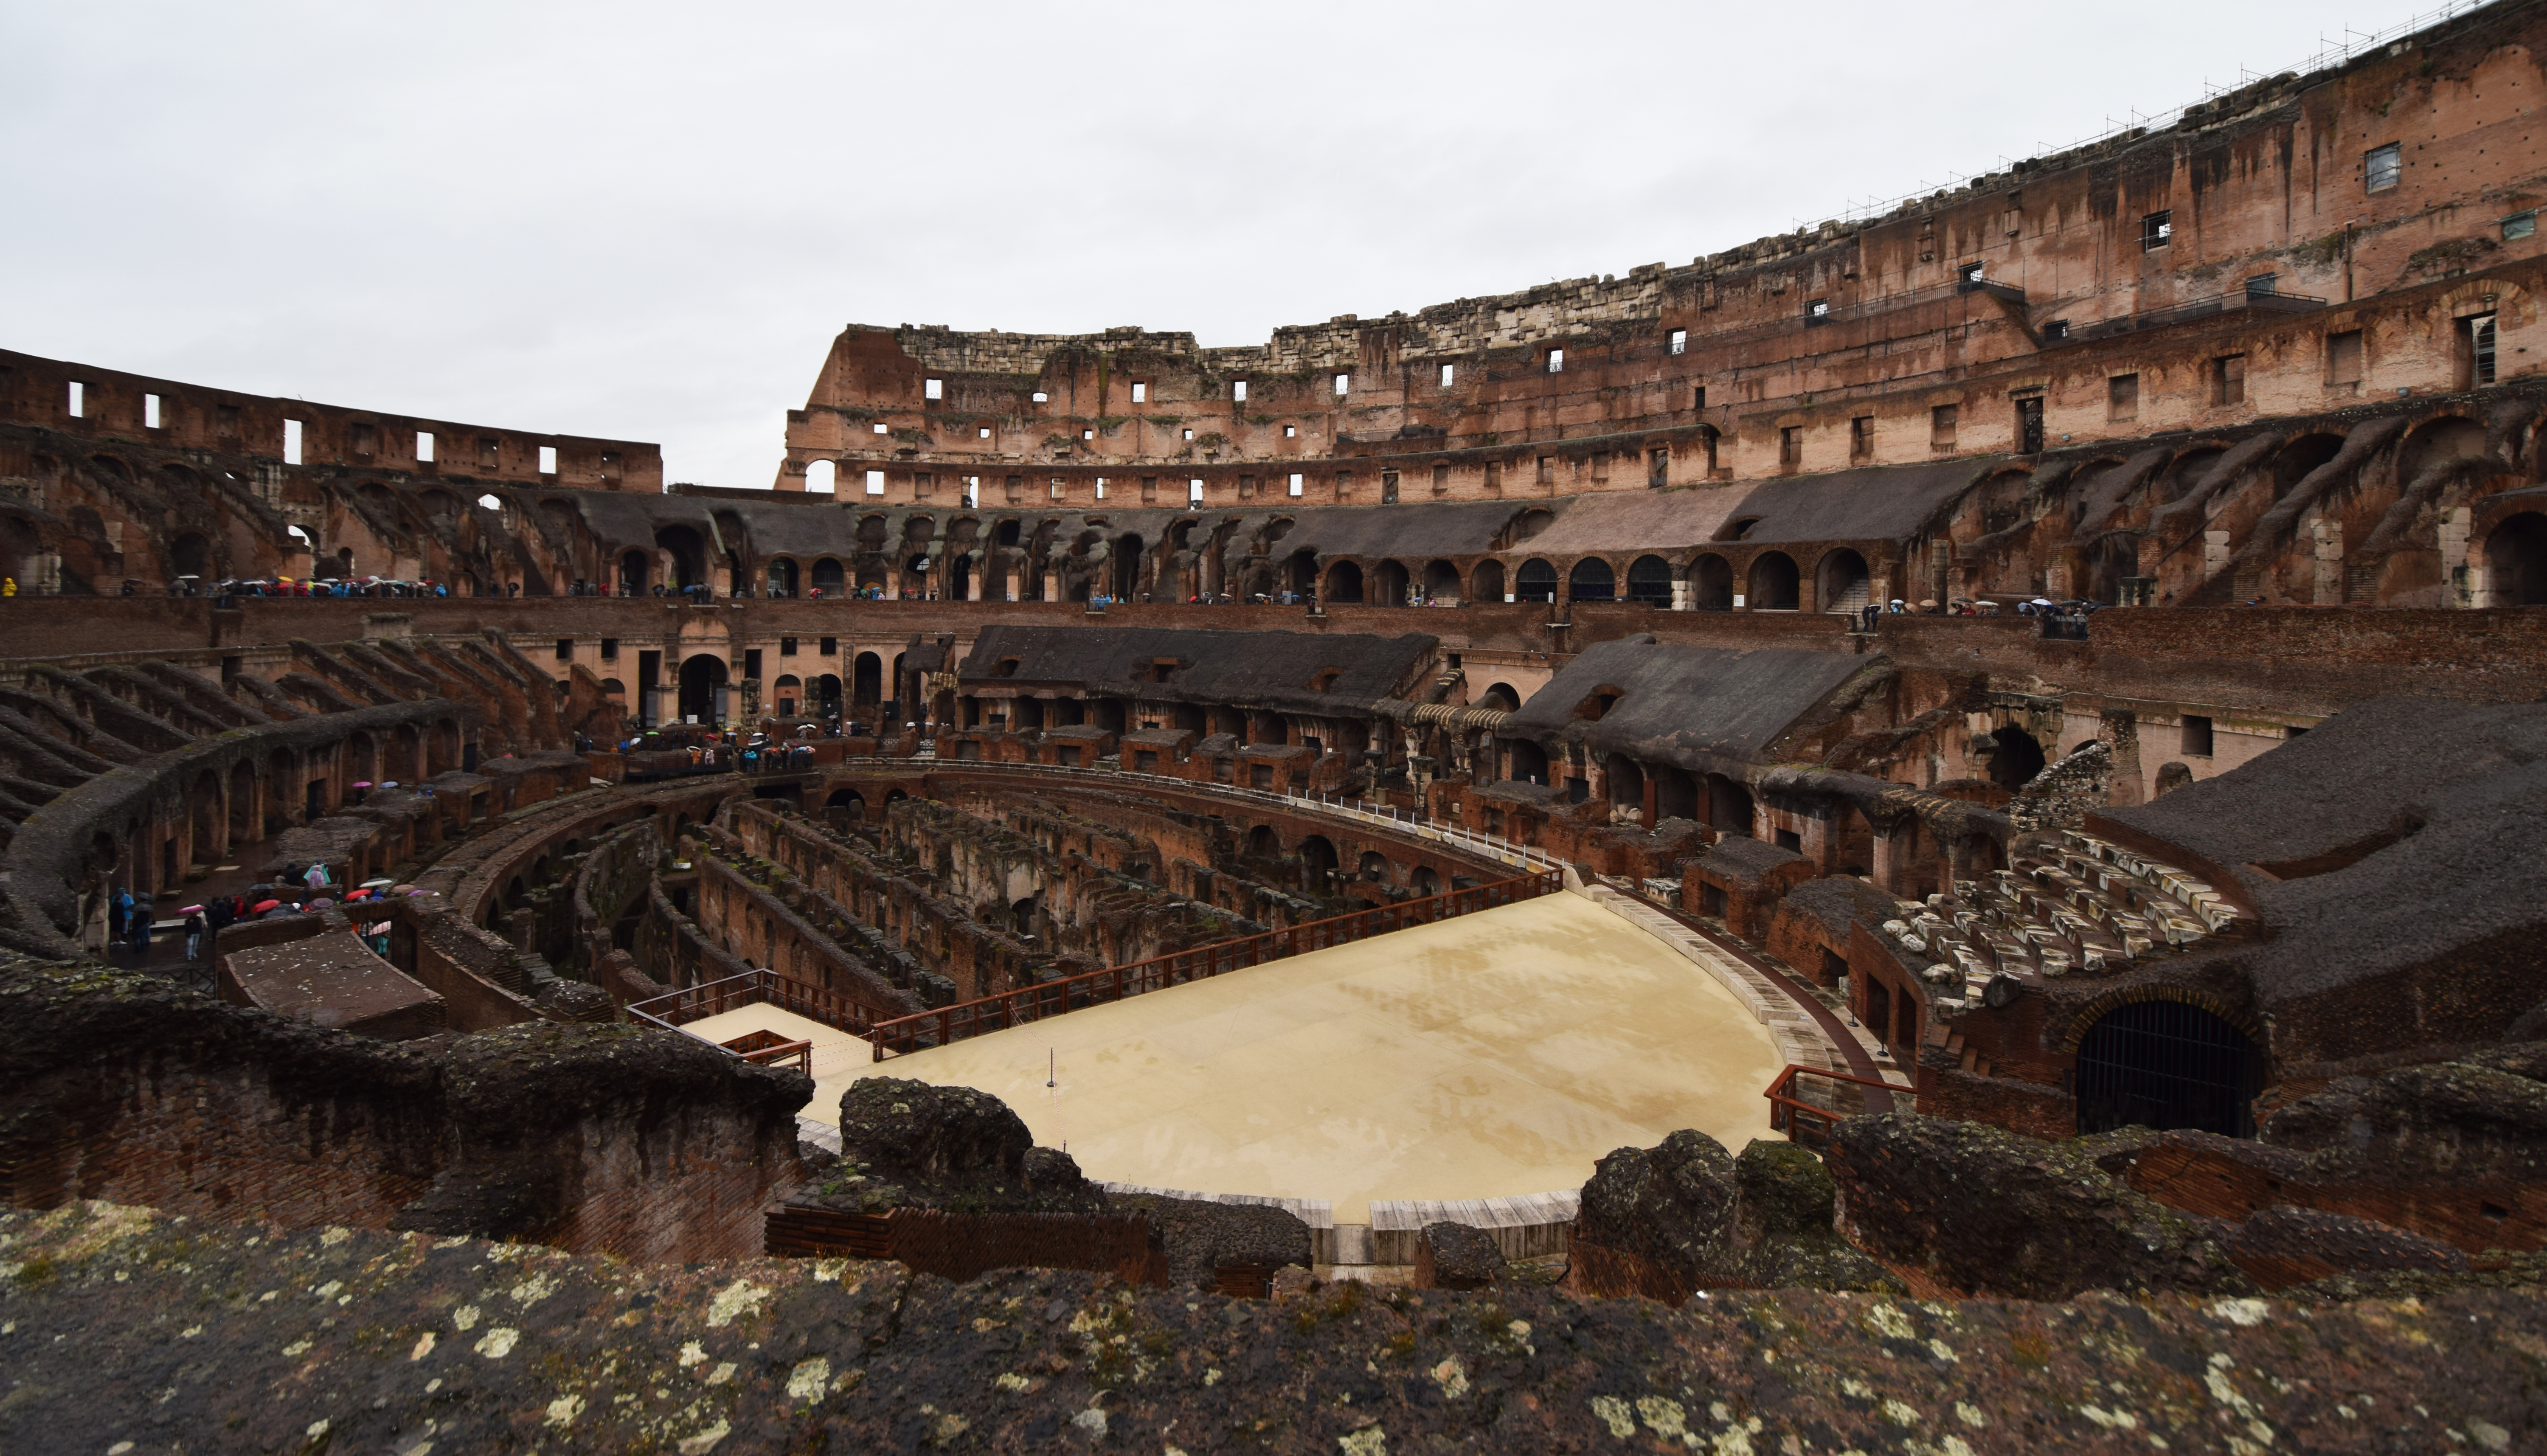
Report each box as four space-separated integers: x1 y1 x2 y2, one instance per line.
7 4 2547 1451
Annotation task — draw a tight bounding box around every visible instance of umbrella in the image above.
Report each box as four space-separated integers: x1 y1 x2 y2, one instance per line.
306 897 334 910
391 884 416 894
352 781 373 789
250 899 281 914
178 904 205 915
1918 599 1940 610
362 878 394 888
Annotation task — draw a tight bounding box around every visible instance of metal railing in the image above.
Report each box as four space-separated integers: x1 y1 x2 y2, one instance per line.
2059 287 2325 345
627 967 897 1041
1764 1062 1909 1147
865 868 1564 1059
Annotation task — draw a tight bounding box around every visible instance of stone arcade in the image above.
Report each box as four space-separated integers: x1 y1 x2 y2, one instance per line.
8 4 2547 1451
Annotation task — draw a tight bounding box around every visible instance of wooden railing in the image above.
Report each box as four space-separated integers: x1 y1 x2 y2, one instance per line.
1764 1062 1907 1147
719 1028 815 1074
866 868 1563 1060
628 967 896 1043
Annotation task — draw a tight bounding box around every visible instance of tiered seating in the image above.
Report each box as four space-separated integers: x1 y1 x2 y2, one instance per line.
1881 830 2239 1003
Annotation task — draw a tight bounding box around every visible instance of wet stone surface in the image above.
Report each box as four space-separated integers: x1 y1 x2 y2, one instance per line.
3 1200 2543 1453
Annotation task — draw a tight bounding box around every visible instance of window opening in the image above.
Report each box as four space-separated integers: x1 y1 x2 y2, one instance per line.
2365 143 2402 193
1094 476 1107 500
1188 478 1204 505
1805 299 1830 324
1669 328 1687 354
1182 428 1194 441
924 377 944 400
1851 415 1875 462
2016 396 2044 453
283 418 303 465
66 381 84 418
1288 472 1304 497
416 430 435 462
2043 319 2070 340
143 393 161 429
872 422 889 434
2468 312 2499 387
1283 424 1297 438
864 469 886 496
2211 355 2246 407
1439 363 1455 388
538 445 558 474
1333 372 1350 396
2108 373 2139 422
2505 211 2537 242
1233 379 1248 401
978 426 992 438
2181 715 2213 756
1779 425 1803 468
1546 349 1564 373
1692 385 1707 410
1957 261 1984 289
2141 210 2173 250
1930 404 1957 451
2328 329 2365 385
1130 381 1147 404
1032 391 1049 402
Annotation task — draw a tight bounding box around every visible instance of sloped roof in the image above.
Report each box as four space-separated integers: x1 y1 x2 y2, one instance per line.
1504 635 1872 770
957 625 1435 715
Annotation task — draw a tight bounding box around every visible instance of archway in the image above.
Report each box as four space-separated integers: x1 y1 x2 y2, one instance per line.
2486 512 2547 605
1507 738 1549 784
949 553 972 601
765 558 799 596
677 654 727 722
1358 850 1392 883
1627 554 1672 606
654 525 707 589
1422 559 1461 604
618 549 649 595
1568 557 1615 602
812 557 846 595
1515 558 1558 602
773 674 802 717
1409 866 1442 898
1653 764 1699 822
1324 560 1364 603
1246 825 1281 860
1285 550 1319 596
817 673 843 715
2074 999 2264 1137
1748 551 1799 610
171 532 212 581
1690 554 1734 610
804 460 836 494
1816 548 1870 614
1605 755 1645 819
1297 835 1338 892
1988 725 2046 790
852 652 883 707
1470 559 1505 602
1113 534 1143 599
1372 559 1411 606
2271 433 2345 499
1706 773 1754 836
1477 681 1521 712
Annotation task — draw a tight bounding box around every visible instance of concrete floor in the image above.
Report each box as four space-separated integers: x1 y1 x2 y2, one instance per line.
689 891 1785 1222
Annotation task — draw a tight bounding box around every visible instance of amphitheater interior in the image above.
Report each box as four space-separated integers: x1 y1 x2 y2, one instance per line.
9 6 2547 1450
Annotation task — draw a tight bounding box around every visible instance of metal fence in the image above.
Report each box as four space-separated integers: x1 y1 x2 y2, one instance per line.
865 867 1565 1059
627 967 895 1039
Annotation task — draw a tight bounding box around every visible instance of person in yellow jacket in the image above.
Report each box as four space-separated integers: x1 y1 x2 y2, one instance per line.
1 577 16 596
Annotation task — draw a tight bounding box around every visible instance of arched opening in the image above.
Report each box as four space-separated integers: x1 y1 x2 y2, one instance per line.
1605 755 1645 820
1409 866 1442 898
1568 557 1615 602
1324 560 1364 603
804 460 836 494
1245 825 1281 860
171 531 212 580
1469 559 1505 602
765 558 799 596
1113 534 1143 599
1626 554 1672 606
812 557 846 596
2487 512 2547 605
1816 548 1871 614
1690 554 1734 610
773 674 803 717
1748 551 1800 610
816 673 843 716
1507 738 1549 784
1285 549 1319 596
950 553 972 601
1476 681 1521 712
1515 558 1558 602
618 549 649 596
1372 559 1411 606
1705 773 1754 837
1358 851 1392 883
654 526 707 590
2397 416 2489 485
2271 433 2346 499
1987 725 2046 790
852 652 883 707
1652 764 1699 823
677 654 727 722
2075 999 2264 1138
1297 835 1338 892
1422 559 1461 604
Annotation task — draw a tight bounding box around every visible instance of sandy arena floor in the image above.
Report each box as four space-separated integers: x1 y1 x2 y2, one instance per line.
682 891 1785 1221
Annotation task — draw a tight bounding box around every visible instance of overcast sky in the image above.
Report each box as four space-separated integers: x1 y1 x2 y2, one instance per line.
2 0 2443 488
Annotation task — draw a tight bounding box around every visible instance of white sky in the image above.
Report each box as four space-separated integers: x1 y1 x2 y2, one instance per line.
0 0 2446 488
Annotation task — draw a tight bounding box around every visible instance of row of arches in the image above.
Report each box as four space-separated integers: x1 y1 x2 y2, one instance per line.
1294 547 1869 613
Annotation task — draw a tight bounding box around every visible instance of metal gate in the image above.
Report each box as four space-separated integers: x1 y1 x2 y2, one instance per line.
2074 999 2262 1138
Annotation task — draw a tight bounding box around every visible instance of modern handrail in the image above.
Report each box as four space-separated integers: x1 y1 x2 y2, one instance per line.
864 867 1563 1059
1764 1061 1907 1144
627 967 897 1040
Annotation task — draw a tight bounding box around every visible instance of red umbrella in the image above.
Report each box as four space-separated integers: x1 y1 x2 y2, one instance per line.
251 899 281 914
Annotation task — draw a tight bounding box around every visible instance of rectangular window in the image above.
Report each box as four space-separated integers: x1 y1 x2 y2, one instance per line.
66 381 84 418
1004 474 1023 503
1434 462 1452 494
977 425 991 438
1669 328 1687 354
1546 349 1564 373
818 637 836 655
1957 261 1984 289
2244 274 2277 298
538 445 558 474
600 638 618 661
2467 312 2498 387
283 418 303 464
1804 299 1830 324
1230 379 1248 402
143 393 161 429
2043 318 2070 341
873 422 889 434
1180 427 1194 441
416 430 435 462
1288 472 1304 497
1484 460 1502 493
2141 210 2173 250
2181 714 2214 756
2365 142 2402 193
2327 329 2365 385
2108 373 2139 422
1032 391 1048 403
1850 415 1875 462
2016 395 2044 453
1439 363 1455 388
1380 469 1399 504
1693 385 1706 410
1130 381 1147 404
1188 478 1204 504
554 638 574 661
964 475 980 506
216 403 239 436
1283 424 1297 438
1050 478 1065 500
924 377 944 400
1779 425 1803 468
779 636 798 656
1931 404 1957 450
1333 372 1350 396
2211 354 2247 406
1647 447 1667 487
744 649 762 678
1536 455 1553 485
2505 211 2537 241
1141 475 1158 503
1094 476 1106 500
864 469 886 495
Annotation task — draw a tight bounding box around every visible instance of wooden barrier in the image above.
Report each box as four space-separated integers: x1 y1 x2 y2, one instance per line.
1764 1062 1904 1149
866 868 1563 1058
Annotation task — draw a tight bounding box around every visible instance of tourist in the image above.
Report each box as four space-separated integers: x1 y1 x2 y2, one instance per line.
108 887 130 944
129 898 152 956
183 910 205 961
1 576 14 596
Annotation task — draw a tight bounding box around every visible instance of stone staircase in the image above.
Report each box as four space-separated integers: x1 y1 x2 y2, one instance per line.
1883 829 2239 1009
